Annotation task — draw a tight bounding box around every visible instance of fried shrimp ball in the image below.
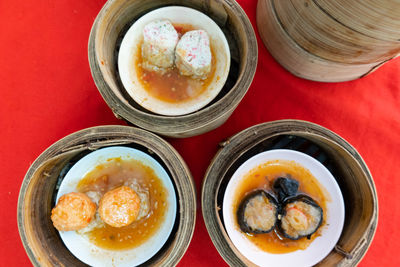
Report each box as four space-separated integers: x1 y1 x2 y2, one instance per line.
98 186 141 228
51 192 96 231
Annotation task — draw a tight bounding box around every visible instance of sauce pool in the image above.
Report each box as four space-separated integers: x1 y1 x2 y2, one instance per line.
233 159 329 253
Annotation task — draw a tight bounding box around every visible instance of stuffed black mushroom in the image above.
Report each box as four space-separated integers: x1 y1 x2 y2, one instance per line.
273 176 299 202
278 195 323 240
237 190 279 234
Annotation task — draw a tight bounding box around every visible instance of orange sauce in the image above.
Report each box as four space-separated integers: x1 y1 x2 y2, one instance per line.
135 24 216 103
233 160 329 253
77 157 168 250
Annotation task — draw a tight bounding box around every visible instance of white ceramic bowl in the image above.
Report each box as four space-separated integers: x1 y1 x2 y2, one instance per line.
56 146 177 267
118 6 231 116
223 149 345 267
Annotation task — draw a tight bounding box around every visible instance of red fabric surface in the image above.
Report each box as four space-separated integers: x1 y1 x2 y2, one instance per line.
1 0 399 266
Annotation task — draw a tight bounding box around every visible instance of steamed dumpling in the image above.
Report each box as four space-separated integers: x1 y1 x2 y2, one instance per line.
142 20 179 72
175 30 212 79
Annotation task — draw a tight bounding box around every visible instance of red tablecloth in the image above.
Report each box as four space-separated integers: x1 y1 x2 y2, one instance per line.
1 0 399 266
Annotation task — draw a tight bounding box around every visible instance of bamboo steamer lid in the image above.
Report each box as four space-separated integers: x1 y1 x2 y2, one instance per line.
273 0 400 64
18 126 196 266
88 0 257 138
257 0 400 82
316 0 400 42
202 120 377 266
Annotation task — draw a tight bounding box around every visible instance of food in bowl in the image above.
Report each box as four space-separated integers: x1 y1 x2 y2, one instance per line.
52 156 169 251
141 20 212 81
232 160 327 253
236 176 324 242
118 6 230 116
136 23 216 103
223 149 345 267
53 147 176 266
76 156 169 250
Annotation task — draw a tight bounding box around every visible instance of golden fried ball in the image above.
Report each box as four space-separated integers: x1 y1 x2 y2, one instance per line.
98 186 141 227
51 192 96 231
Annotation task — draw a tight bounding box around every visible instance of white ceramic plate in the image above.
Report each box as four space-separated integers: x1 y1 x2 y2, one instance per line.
223 149 345 267
118 6 231 116
56 146 177 267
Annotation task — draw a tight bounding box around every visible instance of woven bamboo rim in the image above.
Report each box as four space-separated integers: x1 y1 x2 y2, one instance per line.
202 120 378 266
88 0 257 138
18 125 196 266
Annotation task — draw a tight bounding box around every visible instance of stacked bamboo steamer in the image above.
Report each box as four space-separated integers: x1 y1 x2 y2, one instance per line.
257 0 400 82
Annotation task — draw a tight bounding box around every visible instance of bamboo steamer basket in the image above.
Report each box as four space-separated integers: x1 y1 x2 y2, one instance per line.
18 126 196 267
88 0 257 138
257 0 400 82
202 120 378 266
